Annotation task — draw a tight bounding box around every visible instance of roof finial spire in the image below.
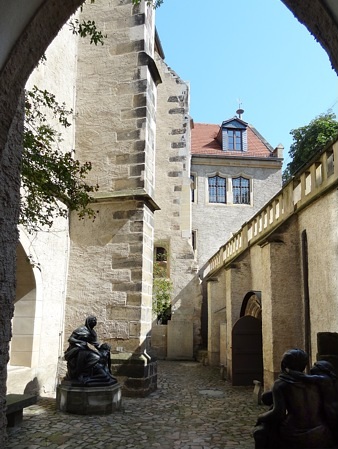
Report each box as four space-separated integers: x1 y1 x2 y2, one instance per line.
236 98 244 119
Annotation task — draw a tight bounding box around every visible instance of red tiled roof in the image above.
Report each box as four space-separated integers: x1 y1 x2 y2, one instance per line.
191 122 273 158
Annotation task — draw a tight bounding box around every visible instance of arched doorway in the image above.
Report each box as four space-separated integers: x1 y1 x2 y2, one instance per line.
7 240 44 394
232 291 263 386
9 242 41 370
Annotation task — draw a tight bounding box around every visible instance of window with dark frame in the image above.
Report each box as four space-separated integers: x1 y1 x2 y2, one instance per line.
208 175 226 203
228 129 243 150
233 176 250 204
190 174 196 202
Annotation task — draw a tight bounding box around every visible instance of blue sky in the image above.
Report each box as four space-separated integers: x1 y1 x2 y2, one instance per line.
155 0 338 168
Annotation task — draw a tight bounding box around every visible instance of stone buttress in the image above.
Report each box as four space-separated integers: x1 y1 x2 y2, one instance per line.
65 0 161 397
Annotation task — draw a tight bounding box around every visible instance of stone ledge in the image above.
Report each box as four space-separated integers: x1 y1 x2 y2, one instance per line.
91 188 160 212
137 52 162 86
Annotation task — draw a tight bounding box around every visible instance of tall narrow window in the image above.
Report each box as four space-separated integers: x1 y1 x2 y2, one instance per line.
190 174 196 203
228 130 243 150
209 175 226 203
192 230 197 251
233 177 250 204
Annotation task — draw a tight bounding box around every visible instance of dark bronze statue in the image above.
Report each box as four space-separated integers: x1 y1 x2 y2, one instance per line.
63 316 117 387
253 349 338 449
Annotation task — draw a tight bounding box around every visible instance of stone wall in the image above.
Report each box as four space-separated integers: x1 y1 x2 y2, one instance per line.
0 0 335 443
207 215 307 387
0 96 23 443
203 137 338 390
207 273 226 366
192 160 282 269
8 21 78 394
71 0 158 198
66 199 154 353
298 189 338 359
64 1 159 393
281 0 338 75
224 257 252 379
0 1 85 444
152 55 202 356
257 218 304 388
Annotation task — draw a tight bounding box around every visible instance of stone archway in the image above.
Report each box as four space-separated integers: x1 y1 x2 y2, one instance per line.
240 290 262 319
7 242 45 395
0 0 337 443
0 0 85 442
10 243 37 369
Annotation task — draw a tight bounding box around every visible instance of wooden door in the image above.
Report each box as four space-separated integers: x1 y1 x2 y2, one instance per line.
232 315 263 386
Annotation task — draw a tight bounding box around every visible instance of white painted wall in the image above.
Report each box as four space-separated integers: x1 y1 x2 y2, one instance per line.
8 20 78 395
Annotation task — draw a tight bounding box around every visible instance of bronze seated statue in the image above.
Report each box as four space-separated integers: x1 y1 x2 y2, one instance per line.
253 348 338 449
63 315 117 387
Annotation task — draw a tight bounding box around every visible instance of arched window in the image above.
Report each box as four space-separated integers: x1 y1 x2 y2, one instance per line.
233 177 250 204
208 175 226 203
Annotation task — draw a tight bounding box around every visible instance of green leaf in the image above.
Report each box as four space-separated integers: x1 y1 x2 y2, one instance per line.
283 111 338 183
22 88 99 233
152 262 173 318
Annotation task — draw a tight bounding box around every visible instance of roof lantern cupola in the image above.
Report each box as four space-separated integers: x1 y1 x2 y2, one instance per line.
236 108 244 119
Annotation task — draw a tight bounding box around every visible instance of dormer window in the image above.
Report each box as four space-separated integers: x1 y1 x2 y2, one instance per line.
228 129 243 151
218 118 248 152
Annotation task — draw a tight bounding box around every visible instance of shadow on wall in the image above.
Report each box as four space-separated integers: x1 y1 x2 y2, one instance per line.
24 377 40 395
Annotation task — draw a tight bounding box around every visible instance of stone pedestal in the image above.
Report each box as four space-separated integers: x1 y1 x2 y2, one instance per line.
56 383 122 415
110 352 157 397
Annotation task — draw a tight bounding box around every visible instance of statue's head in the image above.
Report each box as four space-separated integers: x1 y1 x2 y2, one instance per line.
281 348 308 373
311 360 336 377
86 315 97 329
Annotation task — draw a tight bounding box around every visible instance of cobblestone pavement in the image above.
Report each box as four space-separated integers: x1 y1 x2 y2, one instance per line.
6 360 265 449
